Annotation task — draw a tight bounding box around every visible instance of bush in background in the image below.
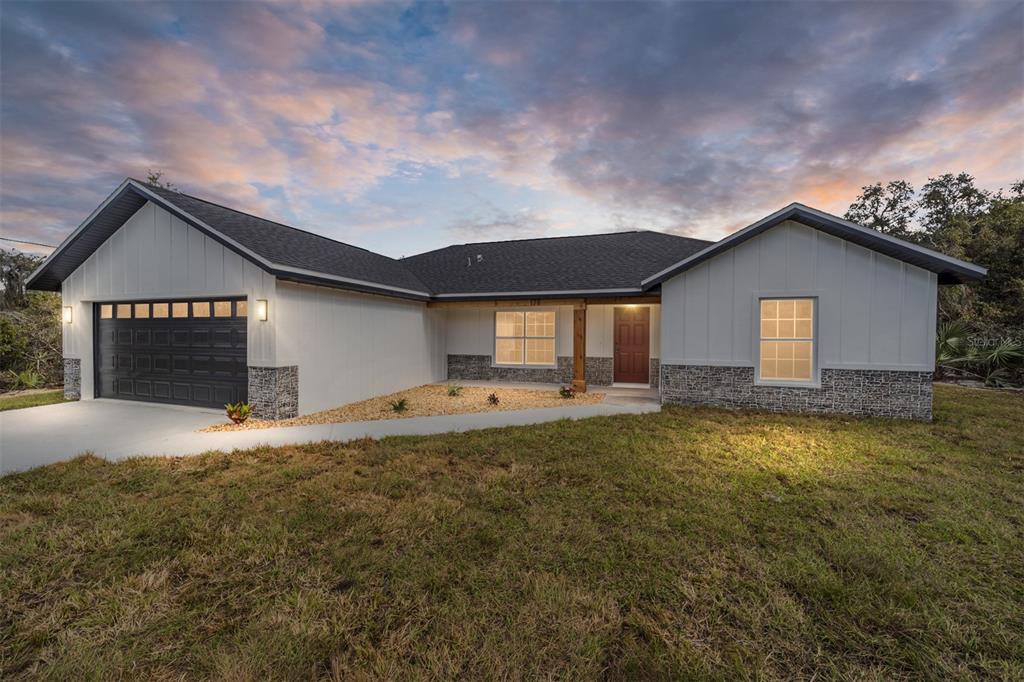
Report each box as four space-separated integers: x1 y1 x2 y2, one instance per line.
1 250 62 391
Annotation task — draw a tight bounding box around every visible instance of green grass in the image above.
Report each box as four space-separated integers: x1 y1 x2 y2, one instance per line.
0 390 65 412
1 385 1022 679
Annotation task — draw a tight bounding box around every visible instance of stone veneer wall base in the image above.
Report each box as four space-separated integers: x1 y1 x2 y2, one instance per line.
660 365 932 421
63 358 81 400
248 366 299 419
447 354 617 386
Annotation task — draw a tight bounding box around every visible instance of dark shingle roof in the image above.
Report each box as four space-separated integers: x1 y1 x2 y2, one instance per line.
142 184 431 294
402 231 713 295
27 178 984 297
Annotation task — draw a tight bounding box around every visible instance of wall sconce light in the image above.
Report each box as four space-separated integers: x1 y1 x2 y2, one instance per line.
63 306 73 324
255 299 268 321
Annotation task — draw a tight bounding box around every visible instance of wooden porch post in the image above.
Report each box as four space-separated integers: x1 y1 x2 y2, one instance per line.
572 303 587 393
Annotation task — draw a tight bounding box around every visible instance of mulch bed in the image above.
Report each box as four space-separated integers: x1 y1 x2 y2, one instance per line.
201 384 604 432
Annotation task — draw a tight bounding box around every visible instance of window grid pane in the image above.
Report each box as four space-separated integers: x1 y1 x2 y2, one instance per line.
152 303 169 318
525 311 555 338
134 303 150 319
495 311 525 337
213 301 232 317
192 301 211 318
236 301 247 317
759 297 814 381
116 304 132 319
525 338 555 365
99 304 113 319
495 338 524 364
172 302 189 318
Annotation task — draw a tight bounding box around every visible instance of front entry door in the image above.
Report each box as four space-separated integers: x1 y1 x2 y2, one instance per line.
614 306 650 384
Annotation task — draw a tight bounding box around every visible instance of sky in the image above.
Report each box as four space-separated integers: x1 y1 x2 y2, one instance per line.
1 1 1022 259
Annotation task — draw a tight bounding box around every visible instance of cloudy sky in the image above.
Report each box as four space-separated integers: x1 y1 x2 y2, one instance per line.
1 1 1022 258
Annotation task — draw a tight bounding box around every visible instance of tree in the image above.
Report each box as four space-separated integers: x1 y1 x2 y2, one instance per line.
0 250 62 389
844 180 919 241
0 249 43 310
918 172 990 244
844 172 1024 337
145 169 178 191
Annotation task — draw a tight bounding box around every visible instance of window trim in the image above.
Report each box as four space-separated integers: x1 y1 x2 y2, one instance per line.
492 308 558 368
753 295 820 388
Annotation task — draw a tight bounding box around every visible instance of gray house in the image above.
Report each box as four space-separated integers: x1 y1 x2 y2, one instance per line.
28 179 986 421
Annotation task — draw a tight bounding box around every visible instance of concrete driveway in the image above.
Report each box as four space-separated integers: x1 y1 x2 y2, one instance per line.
1 395 660 475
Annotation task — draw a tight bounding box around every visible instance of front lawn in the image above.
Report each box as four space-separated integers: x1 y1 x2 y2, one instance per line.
1 385 1021 679
0 389 65 412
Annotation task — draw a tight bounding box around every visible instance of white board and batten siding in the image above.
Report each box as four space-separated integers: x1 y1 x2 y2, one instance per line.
660 220 937 371
60 201 278 400
275 281 447 415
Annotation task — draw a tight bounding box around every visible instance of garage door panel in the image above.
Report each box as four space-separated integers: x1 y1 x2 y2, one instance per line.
153 382 171 399
135 380 152 398
96 299 247 409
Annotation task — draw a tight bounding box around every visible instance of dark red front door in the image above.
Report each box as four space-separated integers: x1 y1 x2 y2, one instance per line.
614 306 650 383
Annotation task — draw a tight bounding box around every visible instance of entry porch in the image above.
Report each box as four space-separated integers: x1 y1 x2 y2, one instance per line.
430 297 662 393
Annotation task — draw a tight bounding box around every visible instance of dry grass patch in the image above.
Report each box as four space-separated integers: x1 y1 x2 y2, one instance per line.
202 384 604 432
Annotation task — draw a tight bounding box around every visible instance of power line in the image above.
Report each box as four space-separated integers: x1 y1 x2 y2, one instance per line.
0 236 57 249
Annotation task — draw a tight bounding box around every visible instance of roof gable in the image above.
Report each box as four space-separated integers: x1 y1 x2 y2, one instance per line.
27 180 432 299
641 203 987 287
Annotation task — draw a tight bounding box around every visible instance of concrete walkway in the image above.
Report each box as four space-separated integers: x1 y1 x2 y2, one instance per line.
0 388 659 475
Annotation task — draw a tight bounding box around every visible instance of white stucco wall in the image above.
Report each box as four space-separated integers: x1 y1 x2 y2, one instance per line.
444 304 660 359
60 201 278 400
275 281 447 415
660 220 938 371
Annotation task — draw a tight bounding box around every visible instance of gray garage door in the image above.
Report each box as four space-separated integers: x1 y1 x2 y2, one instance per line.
95 299 248 408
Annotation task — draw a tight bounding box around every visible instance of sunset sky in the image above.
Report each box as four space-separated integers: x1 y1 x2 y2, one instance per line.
1 1 1022 258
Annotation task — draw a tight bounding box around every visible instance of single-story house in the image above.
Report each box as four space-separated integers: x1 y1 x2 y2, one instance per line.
28 178 987 421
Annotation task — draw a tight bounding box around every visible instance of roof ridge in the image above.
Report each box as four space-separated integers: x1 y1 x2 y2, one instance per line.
407 229 713 257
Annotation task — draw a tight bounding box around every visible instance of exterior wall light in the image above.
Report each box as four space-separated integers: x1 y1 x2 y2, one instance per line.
63 306 73 324
255 299 268 321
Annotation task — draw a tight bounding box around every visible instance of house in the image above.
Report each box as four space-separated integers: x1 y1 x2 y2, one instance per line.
27 179 987 421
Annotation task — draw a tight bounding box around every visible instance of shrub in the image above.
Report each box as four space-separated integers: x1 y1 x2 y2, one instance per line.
487 392 500 405
559 385 576 399
389 398 409 413
225 402 252 424
936 321 1024 387
13 370 44 389
446 384 463 397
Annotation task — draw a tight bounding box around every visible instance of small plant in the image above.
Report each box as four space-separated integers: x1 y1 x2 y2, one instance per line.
559 385 576 399
14 370 44 389
487 392 500 405
225 401 252 424
389 397 409 413
446 383 464 397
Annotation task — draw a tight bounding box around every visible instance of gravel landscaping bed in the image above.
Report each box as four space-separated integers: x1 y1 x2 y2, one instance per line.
201 384 605 431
